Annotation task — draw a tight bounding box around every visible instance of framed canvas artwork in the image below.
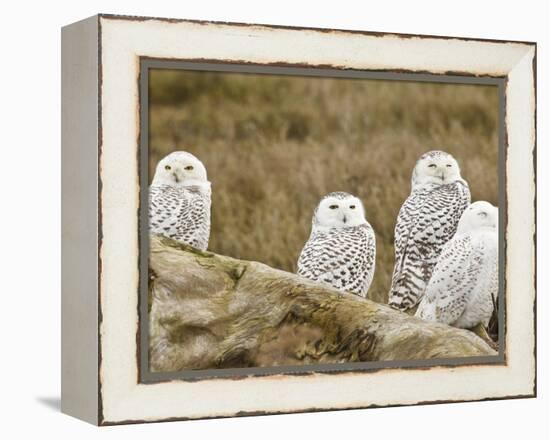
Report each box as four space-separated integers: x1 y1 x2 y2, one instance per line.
61 14 536 425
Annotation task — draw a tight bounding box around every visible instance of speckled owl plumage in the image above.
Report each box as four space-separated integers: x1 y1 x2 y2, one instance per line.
297 192 376 297
389 151 471 311
416 201 498 328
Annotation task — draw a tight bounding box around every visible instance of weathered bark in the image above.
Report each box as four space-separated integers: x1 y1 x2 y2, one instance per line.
149 234 496 372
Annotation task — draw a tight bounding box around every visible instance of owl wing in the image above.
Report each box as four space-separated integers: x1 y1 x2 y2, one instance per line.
297 230 340 282
149 185 197 243
416 235 473 324
175 186 211 249
361 224 376 296
298 224 375 297
389 181 470 311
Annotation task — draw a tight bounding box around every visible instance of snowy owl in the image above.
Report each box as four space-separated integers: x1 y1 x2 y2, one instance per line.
388 150 471 311
297 192 376 297
149 151 211 250
415 201 498 328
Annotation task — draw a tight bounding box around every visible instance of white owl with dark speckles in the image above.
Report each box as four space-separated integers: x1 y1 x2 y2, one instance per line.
388 150 470 311
416 201 498 328
297 192 376 297
149 151 211 251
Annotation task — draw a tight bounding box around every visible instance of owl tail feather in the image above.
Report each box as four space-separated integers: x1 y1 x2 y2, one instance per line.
388 273 425 312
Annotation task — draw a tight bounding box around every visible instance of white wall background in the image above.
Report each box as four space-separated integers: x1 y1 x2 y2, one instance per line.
0 0 545 438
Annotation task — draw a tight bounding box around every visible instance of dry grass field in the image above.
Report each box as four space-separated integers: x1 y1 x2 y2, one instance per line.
148 69 499 304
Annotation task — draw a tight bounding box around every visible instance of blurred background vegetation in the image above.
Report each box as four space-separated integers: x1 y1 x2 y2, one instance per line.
148 69 499 304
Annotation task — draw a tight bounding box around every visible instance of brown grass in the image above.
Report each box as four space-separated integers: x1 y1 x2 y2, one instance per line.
148 69 499 304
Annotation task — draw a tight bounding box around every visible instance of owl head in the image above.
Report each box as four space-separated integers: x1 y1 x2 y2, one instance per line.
411 150 464 189
457 201 498 234
152 151 208 186
313 192 367 230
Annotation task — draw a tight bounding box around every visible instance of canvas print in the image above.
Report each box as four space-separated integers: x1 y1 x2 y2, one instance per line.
145 68 501 376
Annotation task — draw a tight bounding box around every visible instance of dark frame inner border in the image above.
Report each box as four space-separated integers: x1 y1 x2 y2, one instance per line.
138 58 507 384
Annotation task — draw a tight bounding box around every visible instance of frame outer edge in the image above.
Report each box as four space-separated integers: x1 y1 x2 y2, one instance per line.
97 12 537 46
94 15 537 425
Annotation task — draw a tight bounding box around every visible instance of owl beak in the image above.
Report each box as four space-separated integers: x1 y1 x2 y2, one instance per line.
342 214 348 224
173 172 180 183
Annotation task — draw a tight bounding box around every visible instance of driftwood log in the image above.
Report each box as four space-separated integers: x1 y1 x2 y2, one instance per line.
149 234 495 372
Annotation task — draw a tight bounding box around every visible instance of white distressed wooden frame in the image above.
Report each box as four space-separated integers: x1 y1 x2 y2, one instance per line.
61 14 536 425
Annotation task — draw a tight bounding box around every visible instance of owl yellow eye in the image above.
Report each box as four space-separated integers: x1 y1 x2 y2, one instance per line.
446 164 452 167
164 165 171 171
184 165 194 171
329 205 338 210
428 164 436 168
350 205 356 209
